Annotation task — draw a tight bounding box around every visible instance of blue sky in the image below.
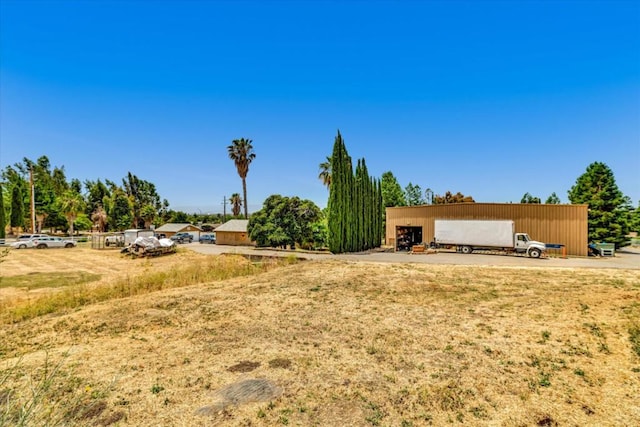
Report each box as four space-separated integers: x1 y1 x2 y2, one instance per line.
1 0 638 213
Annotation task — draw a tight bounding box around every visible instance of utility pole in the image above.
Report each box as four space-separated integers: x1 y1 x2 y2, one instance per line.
30 166 36 232
222 196 228 223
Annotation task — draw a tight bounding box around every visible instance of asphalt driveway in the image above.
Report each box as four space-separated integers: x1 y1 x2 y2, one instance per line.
186 243 640 270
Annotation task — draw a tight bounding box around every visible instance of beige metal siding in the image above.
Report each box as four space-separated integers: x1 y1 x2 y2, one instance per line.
386 203 588 256
216 231 255 246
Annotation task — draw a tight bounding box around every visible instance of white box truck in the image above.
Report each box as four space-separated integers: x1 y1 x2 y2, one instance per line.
432 220 546 258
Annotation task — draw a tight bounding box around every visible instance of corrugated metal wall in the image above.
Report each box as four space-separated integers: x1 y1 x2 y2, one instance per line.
386 203 588 256
216 231 254 246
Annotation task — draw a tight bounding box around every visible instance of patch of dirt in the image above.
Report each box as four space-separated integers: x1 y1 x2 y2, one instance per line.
77 400 107 420
97 410 126 426
536 415 558 426
227 361 260 373
195 378 283 415
268 358 292 369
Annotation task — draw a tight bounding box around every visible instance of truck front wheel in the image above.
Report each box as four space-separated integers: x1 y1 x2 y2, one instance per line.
528 248 541 258
461 246 473 254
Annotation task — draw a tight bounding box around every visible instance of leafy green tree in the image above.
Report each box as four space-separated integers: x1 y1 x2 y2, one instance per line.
109 189 133 231
228 138 256 218
521 192 541 204
4 157 70 232
158 199 171 223
405 182 425 206
629 201 640 235
70 178 82 194
0 183 6 238
51 167 69 196
318 156 331 188
168 210 189 223
230 193 243 217
57 190 86 236
123 172 162 228
568 161 632 248
32 158 62 231
545 192 561 204
433 191 475 204
248 195 322 249
310 219 328 249
381 171 406 207
74 213 93 231
84 179 111 217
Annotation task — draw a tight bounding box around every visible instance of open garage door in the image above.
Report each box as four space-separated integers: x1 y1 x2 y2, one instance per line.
396 226 422 251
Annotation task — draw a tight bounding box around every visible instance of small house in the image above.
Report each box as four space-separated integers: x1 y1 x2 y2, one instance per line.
154 223 203 241
214 220 254 246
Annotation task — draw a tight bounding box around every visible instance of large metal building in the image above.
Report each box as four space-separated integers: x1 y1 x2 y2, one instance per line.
386 203 589 256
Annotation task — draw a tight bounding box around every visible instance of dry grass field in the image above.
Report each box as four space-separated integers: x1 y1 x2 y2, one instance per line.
1 247 639 426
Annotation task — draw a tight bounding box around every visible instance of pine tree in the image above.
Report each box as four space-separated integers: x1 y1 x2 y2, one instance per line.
568 162 632 248
545 192 561 204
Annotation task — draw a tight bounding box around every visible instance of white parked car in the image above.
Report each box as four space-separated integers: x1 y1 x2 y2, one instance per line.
16 233 49 242
11 238 38 249
31 237 77 249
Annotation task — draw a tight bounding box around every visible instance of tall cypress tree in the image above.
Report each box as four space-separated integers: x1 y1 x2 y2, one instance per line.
10 181 25 231
359 159 371 250
327 131 383 253
328 131 348 253
354 159 363 251
375 178 383 246
0 183 6 239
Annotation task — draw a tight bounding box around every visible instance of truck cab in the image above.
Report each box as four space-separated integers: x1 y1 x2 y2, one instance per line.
514 233 546 258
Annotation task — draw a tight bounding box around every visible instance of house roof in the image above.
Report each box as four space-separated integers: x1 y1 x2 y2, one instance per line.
214 219 249 233
155 223 203 232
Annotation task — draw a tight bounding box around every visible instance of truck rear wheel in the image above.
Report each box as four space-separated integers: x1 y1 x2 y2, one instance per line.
528 248 541 258
461 246 473 254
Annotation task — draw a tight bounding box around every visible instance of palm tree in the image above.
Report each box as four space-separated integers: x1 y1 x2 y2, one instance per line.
91 206 108 232
35 212 48 233
58 190 85 236
140 204 157 229
227 138 256 218
318 156 331 188
230 193 242 217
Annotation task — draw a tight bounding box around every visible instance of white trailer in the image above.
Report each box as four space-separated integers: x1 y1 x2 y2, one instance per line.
432 220 546 258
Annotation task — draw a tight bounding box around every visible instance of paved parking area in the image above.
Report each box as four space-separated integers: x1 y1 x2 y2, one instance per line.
185 243 640 270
